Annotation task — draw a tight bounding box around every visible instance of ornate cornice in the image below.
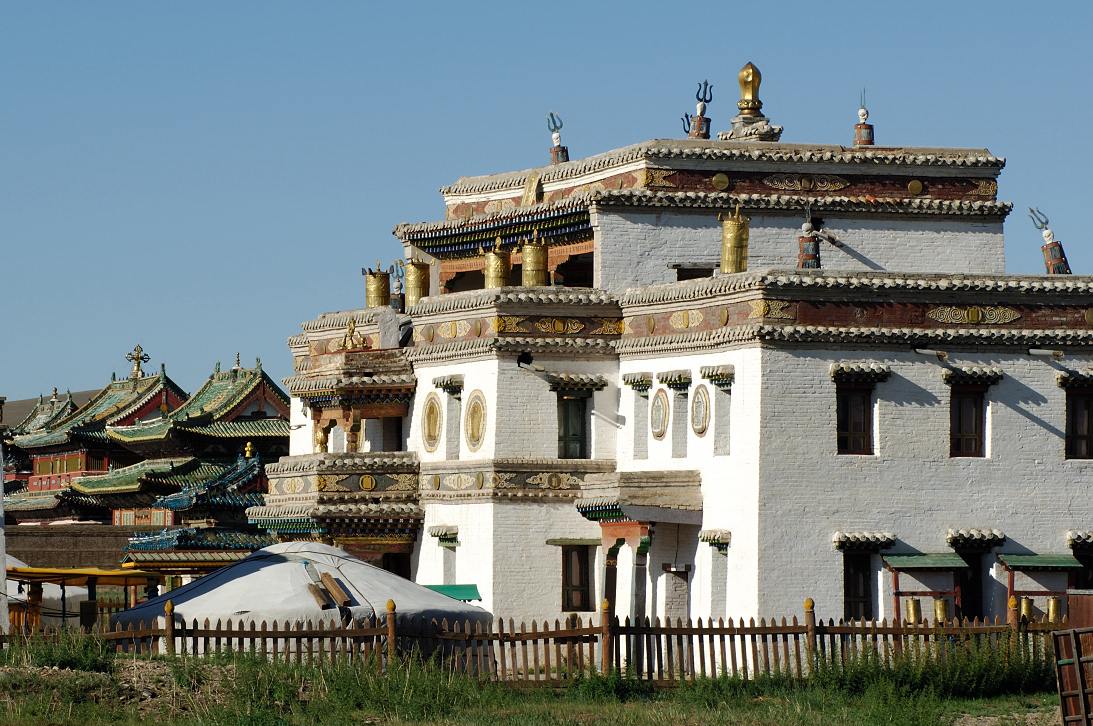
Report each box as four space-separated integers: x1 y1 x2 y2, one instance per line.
657 370 692 389
547 373 608 391
265 452 418 476
408 288 617 316
833 531 896 551
946 527 1005 547
406 336 617 364
831 362 892 383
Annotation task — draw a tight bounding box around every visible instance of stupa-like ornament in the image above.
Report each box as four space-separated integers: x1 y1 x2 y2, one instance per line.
718 62 783 142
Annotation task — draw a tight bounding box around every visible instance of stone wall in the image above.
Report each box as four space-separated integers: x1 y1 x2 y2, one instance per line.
7 526 148 569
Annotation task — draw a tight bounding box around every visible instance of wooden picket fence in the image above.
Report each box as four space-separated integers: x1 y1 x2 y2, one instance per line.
11 600 1065 686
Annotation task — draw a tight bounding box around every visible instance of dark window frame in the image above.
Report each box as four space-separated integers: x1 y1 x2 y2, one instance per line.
950 384 988 457
557 391 591 459
842 552 874 621
561 545 592 612
836 382 874 455
1066 388 1093 460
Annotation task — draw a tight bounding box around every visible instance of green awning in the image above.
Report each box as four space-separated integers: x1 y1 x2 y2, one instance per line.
884 554 969 570
424 584 482 602
998 554 1084 570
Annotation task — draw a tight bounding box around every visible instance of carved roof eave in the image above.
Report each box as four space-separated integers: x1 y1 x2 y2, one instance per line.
833 531 896 550
265 452 419 476
407 287 618 318
432 139 1004 199
407 337 618 365
616 325 1093 359
946 527 1006 547
281 374 418 397
547 373 608 391
1058 370 1093 388
619 270 1093 308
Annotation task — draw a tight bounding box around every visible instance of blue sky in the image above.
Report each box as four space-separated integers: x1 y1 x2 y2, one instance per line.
3 1 1091 400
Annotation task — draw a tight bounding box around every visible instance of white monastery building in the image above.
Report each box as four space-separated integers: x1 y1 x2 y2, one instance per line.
248 64 1093 627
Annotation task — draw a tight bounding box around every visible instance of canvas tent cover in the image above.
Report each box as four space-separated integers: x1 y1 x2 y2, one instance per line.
6 555 88 628
113 542 491 629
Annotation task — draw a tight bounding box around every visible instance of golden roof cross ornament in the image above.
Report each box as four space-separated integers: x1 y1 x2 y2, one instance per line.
126 345 150 378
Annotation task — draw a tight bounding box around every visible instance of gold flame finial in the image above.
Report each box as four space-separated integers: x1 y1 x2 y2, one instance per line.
737 62 763 116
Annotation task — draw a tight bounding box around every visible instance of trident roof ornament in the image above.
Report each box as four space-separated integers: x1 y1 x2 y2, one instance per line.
696 79 713 115
1029 207 1049 232
547 111 563 146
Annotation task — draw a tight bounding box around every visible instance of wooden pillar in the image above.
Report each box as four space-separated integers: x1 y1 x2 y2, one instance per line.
600 599 612 675
891 568 902 623
804 598 816 655
386 599 397 664
164 600 175 656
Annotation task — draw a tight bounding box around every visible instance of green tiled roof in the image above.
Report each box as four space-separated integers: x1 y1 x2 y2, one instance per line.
4 491 62 512
884 554 970 570
71 458 230 494
107 366 289 444
15 373 186 450
998 554 1084 570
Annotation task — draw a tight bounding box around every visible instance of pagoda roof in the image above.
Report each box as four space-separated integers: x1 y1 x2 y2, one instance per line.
153 454 265 511
106 364 289 446
69 457 229 496
125 526 275 552
13 372 188 451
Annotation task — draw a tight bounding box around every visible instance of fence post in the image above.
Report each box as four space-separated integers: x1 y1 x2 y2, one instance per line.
164 600 175 656
386 599 397 665
600 599 611 675
1007 595 1019 631
804 598 817 657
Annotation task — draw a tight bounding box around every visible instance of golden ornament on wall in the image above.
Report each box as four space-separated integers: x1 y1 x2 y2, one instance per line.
691 384 710 436
646 316 656 334
589 318 625 335
762 174 849 192
650 389 670 440
535 318 585 335
317 475 350 492
359 475 376 492
669 310 704 329
1084 309 1093 327
489 315 529 333
519 171 542 207
642 169 677 188
422 393 442 452
711 173 730 191
926 306 1020 325
526 472 581 489
719 308 729 326
437 320 472 339
747 300 794 319
969 180 998 196
464 390 487 451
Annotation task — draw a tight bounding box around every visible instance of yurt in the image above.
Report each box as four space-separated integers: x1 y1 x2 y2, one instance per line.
113 542 490 630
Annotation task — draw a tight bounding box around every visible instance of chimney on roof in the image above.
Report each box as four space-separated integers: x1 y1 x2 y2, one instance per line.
1030 207 1072 274
683 80 713 140
547 111 568 164
854 89 874 147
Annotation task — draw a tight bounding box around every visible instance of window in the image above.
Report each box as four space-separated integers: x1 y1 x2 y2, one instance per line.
837 384 873 454
558 394 589 459
562 546 592 611
843 553 874 621
950 386 987 457
1066 390 1093 459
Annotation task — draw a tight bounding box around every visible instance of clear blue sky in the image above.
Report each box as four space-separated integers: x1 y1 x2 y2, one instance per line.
3 1 1091 401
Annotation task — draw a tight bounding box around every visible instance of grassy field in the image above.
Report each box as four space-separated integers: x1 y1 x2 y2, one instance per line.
0 630 1061 726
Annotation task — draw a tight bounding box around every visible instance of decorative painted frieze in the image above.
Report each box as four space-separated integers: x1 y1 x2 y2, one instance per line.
762 173 849 192
669 310 704 329
747 300 793 319
535 318 585 335
926 306 1020 325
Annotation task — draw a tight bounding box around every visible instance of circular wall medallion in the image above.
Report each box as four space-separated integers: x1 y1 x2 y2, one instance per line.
359 475 376 491
691 385 710 436
711 173 730 191
464 390 487 451
650 389 670 440
908 179 924 195
422 393 442 452
1085 309 1093 327
719 308 729 326
424 325 435 342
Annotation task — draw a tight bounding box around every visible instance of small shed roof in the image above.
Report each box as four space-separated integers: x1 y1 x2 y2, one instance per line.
884 554 969 570
998 554 1084 570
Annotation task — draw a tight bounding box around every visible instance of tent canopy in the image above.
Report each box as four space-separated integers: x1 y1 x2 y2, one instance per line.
7 566 164 587
113 542 491 629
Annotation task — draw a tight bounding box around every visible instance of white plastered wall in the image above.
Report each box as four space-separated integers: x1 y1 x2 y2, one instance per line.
592 209 1005 293
755 347 1093 624
288 397 314 456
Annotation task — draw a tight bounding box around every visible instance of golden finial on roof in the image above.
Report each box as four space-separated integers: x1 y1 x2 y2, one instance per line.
245 441 254 458
126 345 150 378
234 352 241 369
737 62 763 116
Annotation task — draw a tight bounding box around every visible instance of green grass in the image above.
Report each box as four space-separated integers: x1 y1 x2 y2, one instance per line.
0 633 1061 725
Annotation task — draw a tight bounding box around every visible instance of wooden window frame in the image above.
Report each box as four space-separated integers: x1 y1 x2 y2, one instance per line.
561 545 592 612
950 384 988 458
557 392 591 460
836 382 874 455
1066 388 1093 460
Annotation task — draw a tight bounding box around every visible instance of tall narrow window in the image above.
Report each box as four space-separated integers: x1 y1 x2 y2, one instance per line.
558 395 589 459
1066 389 1093 459
950 386 987 457
843 553 874 621
837 384 873 454
562 546 592 611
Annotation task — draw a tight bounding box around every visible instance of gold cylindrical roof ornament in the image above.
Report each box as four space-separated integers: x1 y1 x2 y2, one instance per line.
905 597 922 626
1046 596 1062 624
720 204 750 274
482 237 511 289
520 230 549 287
933 597 950 625
404 259 430 308
737 62 763 117
364 260 391 308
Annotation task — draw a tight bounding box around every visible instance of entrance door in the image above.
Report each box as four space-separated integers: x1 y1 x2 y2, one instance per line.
380 552 412 580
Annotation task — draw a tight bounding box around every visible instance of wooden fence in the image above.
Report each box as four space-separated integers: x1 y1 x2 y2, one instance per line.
12 599 1064 686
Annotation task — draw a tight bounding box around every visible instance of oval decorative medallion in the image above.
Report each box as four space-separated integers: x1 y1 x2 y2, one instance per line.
719 308 729 326
422 393 442 452
646 316 656 334
432 475 441 490
464 390 487 451
472 319 482 337
650 389 670 440
1086 309 1093 326
711 173 730 191
691 384 710 436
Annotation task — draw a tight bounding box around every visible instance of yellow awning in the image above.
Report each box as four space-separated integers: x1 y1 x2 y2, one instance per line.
7 566 165 587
